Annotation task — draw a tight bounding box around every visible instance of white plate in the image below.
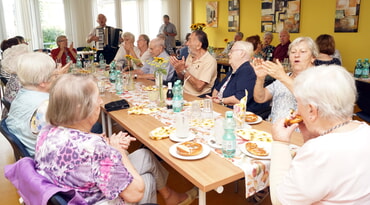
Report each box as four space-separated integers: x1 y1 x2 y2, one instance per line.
169 143 211 160
207 138 222 149
245 112 263 125
169 133 195 142
239 141 271 160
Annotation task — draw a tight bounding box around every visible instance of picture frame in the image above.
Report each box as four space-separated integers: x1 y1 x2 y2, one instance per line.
206 1 218 28
334 0 361 32
261 0 301 33
228 0 240 32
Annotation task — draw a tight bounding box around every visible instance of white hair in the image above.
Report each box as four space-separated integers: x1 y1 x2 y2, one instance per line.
294 65 356 120
17 52 56 86
234 41 254 59
2 44 29 74
121 32 135 42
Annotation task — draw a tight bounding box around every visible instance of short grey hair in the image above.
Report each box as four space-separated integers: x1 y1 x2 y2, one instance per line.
234 41 254 59
294 65 356 121
47 73 98 126
17 52 56 86
150 37 165 48
263 32 273 39
122 32 135 42
288 36 319 58
235 31 244 39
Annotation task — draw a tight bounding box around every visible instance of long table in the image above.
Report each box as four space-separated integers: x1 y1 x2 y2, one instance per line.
100 79 304 205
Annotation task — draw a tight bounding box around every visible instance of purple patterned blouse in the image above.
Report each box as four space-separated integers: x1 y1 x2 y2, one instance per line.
35 125 133 204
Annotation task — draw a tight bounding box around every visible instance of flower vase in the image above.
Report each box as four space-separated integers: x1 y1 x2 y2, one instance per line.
156 72 165 107
127 71 135 91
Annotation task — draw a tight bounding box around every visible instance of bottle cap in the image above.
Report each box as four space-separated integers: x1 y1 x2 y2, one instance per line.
168 82 172 89
225 111 233 118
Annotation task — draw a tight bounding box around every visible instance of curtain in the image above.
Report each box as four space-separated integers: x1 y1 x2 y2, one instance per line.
16 0 43 49
0 0 7 43
64 0 95 47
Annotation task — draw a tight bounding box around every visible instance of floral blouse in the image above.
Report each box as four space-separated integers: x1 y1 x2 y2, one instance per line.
266 74 297 123
35 125 133 204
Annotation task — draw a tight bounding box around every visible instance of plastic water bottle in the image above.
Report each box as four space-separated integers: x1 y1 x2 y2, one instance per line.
115 71 123 94
172 80 183 113
66 55 71 64
76 54 83 68
354 59 363 78
222 111 236 158
361 58 369 79
109 61 116 83
99 53 105 69
166 82 173 109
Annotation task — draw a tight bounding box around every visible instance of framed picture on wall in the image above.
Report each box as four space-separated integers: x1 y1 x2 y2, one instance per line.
334 0 361 32
206 1 218 28
261 0 301 33
228 0 239 32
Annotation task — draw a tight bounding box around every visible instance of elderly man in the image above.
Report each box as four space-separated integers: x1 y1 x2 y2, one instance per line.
131 38 174 82
222 31 244 55
208 41 269 113
158 15 177 55
86 14 117 64
272 30 291 62
170 30 217 97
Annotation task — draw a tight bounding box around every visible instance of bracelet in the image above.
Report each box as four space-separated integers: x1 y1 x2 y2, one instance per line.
181 69 187 76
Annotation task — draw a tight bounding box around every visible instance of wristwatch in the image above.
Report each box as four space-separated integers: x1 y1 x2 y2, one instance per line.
134 74 137 79
181 69 187 76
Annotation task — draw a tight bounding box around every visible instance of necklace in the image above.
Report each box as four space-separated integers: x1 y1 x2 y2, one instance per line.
320 120 351 136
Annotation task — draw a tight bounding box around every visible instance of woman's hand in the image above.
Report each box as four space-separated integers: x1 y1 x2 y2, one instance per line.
262 59 286 80
251 58 268 79
272 118 298 143
109 131 137 151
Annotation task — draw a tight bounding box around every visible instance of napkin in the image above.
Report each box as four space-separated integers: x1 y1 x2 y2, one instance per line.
233 90 248 128
105 99 130 112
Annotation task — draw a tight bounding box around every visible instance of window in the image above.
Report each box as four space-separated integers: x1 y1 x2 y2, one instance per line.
39 0 65 48
97 0 116 27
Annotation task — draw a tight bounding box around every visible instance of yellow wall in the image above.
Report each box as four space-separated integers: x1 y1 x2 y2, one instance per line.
193 0 370 71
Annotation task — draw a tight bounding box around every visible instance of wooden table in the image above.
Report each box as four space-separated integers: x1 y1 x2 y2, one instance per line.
100 79 304 205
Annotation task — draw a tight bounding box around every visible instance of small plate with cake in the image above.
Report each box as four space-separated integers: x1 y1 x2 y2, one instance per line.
169 141 210 160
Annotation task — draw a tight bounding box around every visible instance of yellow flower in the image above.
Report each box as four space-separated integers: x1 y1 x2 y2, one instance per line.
125 55 133 60
147 57 169 75
190 23 206 31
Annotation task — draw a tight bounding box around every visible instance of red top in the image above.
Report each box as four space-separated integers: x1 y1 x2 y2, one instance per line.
273 41 291 62
51 47 77 66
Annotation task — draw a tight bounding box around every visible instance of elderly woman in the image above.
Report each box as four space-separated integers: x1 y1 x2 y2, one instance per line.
134 34 151 66
113 32 141 70
270 65 370 204
314 34 341 66
207 41 268 113
253 37 318 123
246 35 263 59
51 35 77 66
262 32 275 61
1 40 30 118
6 52 59 156
35 74 197 205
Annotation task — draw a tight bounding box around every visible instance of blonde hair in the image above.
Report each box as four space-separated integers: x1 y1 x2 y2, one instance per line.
47 74 99 126
294 65 356 121
122 32 135 42
17 52 56 86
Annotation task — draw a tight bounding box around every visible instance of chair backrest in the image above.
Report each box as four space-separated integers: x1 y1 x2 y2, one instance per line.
356 80 370 114
48 193 68 205
33 49 51 54
0 119 31 160
1 97 11 111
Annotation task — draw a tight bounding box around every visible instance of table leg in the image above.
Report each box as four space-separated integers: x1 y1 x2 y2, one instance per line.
199 189 206 205
100 111 106 134
107 115 113 136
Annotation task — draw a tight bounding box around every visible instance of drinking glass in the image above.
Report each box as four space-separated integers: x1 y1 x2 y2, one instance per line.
97 80 105 96
202 99 213 120
175 112 190 139
191 100 201 121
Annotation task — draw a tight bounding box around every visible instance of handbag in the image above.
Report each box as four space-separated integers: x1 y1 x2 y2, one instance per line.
104 99 130 112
